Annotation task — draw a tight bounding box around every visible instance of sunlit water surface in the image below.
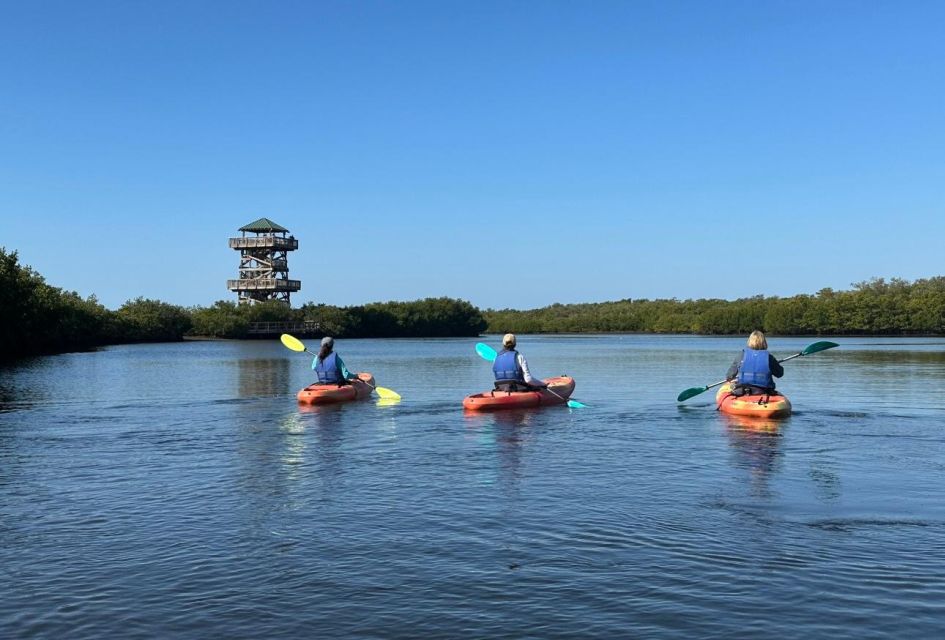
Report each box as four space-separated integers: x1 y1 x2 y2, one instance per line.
2 335 945 638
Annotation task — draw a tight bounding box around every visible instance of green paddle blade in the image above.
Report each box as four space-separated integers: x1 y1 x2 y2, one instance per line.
281 334 306 352
677 386 709 402
567 399 587 408
475 342 497 362
801 341 840 355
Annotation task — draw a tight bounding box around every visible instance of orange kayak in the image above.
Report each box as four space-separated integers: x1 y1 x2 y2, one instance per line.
715 382 791 419
297 373 375 405
463 376 575 411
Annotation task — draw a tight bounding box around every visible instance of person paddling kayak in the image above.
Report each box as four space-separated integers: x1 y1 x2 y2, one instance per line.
312 336 358 385
726 330 784 396
493 333 548 392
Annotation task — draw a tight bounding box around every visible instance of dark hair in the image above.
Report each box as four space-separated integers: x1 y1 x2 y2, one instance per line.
318 343 333 360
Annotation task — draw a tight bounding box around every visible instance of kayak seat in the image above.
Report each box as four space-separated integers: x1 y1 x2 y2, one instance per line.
731 383 778 397
494 381 536 393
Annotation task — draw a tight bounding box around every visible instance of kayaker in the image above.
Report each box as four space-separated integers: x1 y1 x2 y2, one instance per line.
726 330 784 395
492 333 548 392
312 337 358 385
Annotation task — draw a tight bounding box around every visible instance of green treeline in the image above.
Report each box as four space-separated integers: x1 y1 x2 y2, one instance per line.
1 249 192 358
6 245 945 360
190 298 488 339
0 248 487 359
485 278 945 335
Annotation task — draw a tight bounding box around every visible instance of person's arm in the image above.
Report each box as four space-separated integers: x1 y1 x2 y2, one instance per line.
769 354 784 378
517 353 546 387
726 357 740 381
335 354 358 380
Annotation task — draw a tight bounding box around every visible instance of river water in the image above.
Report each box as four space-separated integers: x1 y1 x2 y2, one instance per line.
2 335 944 638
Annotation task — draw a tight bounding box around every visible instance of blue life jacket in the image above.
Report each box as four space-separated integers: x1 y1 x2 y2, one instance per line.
315 352 342 384
493 349 525 383
738 349 773 388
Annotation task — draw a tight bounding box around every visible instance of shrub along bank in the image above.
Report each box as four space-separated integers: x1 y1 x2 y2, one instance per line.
484 278 945 336
0 248 488 359
1 248 193 359
5 246 945 359
189 297 489 339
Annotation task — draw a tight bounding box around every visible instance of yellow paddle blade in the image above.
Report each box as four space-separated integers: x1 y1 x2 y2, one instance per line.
280 334 306 352
374 386 401 400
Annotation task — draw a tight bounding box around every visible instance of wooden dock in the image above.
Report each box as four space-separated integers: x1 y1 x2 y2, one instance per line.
246 321 320 336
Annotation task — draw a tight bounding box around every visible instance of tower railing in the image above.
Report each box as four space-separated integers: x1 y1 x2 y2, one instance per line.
228 237 298 250
227 278 301 292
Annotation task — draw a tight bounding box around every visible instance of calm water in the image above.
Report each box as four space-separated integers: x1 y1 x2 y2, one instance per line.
2 335 945 638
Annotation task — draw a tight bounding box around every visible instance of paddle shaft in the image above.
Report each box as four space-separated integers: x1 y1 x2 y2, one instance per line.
703 378 731 392
546 386 585 408
543 385 566 402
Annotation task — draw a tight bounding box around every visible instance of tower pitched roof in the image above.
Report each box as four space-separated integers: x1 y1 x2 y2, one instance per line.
239 217 289 233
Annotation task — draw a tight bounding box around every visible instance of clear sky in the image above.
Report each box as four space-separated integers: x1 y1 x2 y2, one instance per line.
2 0 943 310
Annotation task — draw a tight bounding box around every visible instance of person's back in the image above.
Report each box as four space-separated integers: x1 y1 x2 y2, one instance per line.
314 351 343 384
493 348 526 390
726 330 784 395
492 333 547 391
313 336 357 385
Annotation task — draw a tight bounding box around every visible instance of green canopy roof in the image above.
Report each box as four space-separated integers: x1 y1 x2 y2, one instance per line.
239 217 289 233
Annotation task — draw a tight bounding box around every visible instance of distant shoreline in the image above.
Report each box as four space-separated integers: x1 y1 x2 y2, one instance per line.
483 277 945 337
4 247 945 360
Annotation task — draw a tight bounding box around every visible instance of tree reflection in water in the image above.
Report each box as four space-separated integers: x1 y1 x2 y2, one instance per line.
237 357 292 398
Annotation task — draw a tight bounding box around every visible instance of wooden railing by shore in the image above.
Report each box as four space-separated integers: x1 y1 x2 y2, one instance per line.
246 321 320 336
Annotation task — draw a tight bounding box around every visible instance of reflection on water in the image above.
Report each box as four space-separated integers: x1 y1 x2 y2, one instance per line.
298 403 350 497
838 349 945 365
491 411 534 491
279 412 307 480
0 383 13 414
464 409 543 493
833 349 945 382
237 357 292 397
723 414 784 497
0 358 50 413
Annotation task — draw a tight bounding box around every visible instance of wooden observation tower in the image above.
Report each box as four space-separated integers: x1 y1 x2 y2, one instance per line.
227 217 301 305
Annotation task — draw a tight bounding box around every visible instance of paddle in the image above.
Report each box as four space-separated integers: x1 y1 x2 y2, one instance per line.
280 334 402 400
676 340 839 402
474 342 587 408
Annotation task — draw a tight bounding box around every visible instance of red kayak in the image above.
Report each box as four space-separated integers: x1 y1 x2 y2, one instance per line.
296 373 375 405
715 382 791 419
462 376 575 411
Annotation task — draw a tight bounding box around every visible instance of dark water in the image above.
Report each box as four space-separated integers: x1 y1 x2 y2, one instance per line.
2 335 944 638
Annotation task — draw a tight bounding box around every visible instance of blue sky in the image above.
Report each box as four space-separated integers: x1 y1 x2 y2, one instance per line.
2 0 943 310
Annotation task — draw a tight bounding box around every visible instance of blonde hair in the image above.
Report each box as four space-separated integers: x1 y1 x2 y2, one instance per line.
502 333 516 348
747 330 768 350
